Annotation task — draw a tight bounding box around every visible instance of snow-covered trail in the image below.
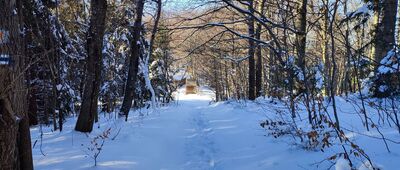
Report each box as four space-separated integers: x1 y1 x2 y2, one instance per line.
120 94 219 170
32 88 400 170
31 94 216 170
29 90 318 170
31 89 287 170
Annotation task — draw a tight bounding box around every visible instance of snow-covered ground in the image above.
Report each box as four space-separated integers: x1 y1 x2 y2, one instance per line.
31 87 400 170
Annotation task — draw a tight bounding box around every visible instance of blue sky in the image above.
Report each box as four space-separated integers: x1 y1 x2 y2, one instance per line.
163 0 204 11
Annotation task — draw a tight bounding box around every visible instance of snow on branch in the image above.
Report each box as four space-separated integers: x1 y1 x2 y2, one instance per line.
378 49 400 74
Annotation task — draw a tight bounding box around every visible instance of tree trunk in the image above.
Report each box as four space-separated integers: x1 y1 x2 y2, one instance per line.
255 0 266 97
321 0 330 96
329 0 341 131
343 0 352 95
120 0 145 117
372 0 399 97
295 0 307 72
374 0 398 65
0 0 33 169
397 0 400 44
142 0 162 107
295 0 313 123
75 0 107 132
247 0 256 100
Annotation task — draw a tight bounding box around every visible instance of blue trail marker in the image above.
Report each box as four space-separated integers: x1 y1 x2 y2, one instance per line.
0 54 11 65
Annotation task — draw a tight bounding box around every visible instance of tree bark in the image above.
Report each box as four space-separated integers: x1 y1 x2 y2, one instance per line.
321 0 330 96
255 0 266 97
397 0 400 44
0 0 33 169
342 0 352 95
247 0 256 100
295 0 314 124
295 0 307 72
373 0 398 65
329 0 341 131
75 0 107 132
143 0 162 107
372 0 399 97
120 0 145 117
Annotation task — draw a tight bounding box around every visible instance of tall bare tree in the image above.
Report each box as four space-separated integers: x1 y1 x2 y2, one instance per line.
295 0 313 123
255 0 267 97
142 0 162 107
247 0 256 100
295 0 307 72
75 0 108 132
120 0 146 118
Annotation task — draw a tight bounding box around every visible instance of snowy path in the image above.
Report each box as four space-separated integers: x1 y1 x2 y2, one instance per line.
31 90 400 170
30 92 310 170
183 101 216 169
30 92 267 170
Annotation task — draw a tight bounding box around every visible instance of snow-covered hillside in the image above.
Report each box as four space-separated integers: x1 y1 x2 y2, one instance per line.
30 87 400 170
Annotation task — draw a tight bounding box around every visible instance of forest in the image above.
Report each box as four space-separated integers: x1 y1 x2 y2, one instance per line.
1 0 400 169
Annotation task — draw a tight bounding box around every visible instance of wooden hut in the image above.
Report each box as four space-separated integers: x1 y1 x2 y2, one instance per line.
185 77 197 94
173 68 198 94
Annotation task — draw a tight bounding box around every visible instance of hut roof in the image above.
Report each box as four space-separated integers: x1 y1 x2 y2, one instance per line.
173 70 191 81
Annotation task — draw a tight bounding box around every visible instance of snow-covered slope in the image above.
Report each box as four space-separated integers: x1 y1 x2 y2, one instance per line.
31 87 400 170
